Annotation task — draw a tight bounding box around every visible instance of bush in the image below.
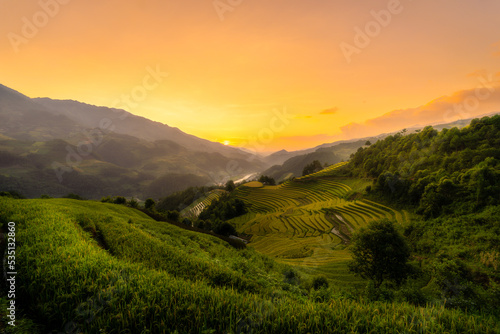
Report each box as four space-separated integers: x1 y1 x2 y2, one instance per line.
215 222 236 236
312 275 329 290
283 268 300 285
127 198 138 208
113 196 126 205
166 210 180 222
0 191 26 199
63 193 85 200
101 196 112 203
144 198 156 210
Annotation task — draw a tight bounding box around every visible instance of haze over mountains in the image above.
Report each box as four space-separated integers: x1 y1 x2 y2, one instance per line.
0 83 498 199
0 84 268 199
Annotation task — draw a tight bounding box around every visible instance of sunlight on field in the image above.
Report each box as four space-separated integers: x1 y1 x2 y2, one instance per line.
232 162 409 286
243 181 264 188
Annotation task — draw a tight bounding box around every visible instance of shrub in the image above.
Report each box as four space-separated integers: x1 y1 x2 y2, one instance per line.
312 275 329 290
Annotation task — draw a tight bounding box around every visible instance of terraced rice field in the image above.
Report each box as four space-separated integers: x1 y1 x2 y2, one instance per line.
232 162 408 285
181 189 226 218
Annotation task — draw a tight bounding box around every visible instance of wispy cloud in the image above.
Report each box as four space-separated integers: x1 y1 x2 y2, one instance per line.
339 82 500 139
320 107 338 115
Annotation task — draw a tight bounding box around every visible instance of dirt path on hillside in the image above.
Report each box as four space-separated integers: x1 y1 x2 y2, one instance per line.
331 227 349 244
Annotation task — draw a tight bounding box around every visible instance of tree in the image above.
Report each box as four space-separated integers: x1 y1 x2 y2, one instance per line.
225 180 236 192
64 193 85 200
349 219 411 288
127 198 138 208
216 222 236 236
258 175 276 185
166 210 180 222
302 160 324 176
113 196 126 205
312 275 329 290
144 198 156 210
365 140 372 146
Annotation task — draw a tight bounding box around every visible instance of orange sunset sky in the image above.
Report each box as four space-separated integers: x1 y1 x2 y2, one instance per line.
1 0 500 152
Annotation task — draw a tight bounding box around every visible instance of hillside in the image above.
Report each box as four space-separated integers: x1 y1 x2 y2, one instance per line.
1 197 498 333
342 115 500 312
228 163 409 284
261 144 354 181
261 114 499 182
0 84 267 199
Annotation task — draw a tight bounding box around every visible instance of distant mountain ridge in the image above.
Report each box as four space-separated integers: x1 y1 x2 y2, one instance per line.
0 84 266 199
34 97 251 159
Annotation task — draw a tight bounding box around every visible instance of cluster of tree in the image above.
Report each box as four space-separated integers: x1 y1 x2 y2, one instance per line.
0 190 26 199
198 194 247 223
258 175 276 185
63 193 86 200
350 116 500 218
346 116 500 314
100 196 140 208
302 160 324 176
225 180 236 192
196 220 236 236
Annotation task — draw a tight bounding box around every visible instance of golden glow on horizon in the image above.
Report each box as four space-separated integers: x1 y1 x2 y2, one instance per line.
1 0 500 151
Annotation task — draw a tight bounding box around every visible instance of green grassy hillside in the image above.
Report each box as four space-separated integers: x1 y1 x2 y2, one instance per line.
1 197 498 333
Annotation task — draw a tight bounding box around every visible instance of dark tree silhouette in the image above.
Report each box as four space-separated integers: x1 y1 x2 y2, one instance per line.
349 219 411 288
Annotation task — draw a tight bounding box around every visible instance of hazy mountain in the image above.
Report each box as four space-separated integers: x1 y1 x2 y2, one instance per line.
34 98 253 160
0 84 85 141
262 139 373 181
0 84 266 199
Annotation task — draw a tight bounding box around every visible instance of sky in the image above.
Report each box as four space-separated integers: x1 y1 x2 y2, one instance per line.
1 0 500 152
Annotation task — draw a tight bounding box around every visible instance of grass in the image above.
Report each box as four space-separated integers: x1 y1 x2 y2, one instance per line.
243 181 264 188
0 197 498 333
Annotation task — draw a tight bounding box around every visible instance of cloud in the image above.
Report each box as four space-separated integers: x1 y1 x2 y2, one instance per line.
294 115 313 119
339 81 500 139
320 107 338 115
